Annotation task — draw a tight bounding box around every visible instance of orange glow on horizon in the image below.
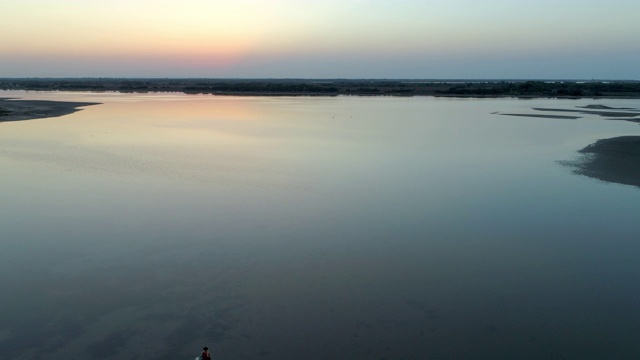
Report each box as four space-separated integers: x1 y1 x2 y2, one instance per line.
2 0 639 78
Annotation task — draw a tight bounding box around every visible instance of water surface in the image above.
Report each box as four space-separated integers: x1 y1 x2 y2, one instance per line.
1 92 640 359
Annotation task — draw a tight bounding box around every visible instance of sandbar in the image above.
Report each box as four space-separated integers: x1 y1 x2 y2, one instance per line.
532 107 640 118
0 98 100 122
498 104 640 122
577 105 638 110
563 136 640 188
498 113 581 120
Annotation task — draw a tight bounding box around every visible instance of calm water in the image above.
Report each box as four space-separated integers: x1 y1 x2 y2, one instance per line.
1 91 640 360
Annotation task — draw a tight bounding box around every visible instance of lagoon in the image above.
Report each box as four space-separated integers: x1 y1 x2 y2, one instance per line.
1 91 640 359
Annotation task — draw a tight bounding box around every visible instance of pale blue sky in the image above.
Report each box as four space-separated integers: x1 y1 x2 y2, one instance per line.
1 0 638 78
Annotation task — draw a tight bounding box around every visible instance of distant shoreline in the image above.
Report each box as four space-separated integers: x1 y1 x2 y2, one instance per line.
2 78 640 98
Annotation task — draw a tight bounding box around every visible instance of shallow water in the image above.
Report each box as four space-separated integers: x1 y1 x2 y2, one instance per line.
1 91 640 359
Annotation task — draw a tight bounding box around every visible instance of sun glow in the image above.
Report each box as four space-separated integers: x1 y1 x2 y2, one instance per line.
1 0 639 78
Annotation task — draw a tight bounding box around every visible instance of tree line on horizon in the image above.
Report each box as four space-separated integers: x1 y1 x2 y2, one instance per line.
1 79 639 97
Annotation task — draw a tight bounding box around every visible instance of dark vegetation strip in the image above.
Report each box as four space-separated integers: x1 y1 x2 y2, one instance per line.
1 79 640 97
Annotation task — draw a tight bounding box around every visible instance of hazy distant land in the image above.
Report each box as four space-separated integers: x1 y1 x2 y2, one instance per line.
1 78 640 98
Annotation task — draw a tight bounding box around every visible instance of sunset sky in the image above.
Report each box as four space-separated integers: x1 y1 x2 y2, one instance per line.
1 0 639 79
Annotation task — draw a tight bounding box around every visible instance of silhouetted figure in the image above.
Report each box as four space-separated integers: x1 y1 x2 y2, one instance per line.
200 346 212 360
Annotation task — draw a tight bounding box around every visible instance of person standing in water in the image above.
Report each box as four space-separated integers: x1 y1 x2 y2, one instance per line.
200 346 212 360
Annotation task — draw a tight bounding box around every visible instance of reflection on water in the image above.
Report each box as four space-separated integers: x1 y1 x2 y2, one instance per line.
1 91 640 359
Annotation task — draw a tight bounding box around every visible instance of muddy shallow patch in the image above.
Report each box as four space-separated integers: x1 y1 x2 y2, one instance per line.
0 98 100 122
559 136 640 188
498 113 581 120
496 104 640 121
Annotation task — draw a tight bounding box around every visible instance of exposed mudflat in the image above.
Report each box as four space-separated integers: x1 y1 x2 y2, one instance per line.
0 98 100 122
561 136 640 188
496 104 640 121
498 113 581 119
499 104 640 188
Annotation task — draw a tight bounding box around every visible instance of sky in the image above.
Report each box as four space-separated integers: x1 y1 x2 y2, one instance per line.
1 0 639 79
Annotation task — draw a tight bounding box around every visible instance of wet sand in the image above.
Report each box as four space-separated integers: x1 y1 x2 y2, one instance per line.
532 107 640 118
498 113 581 120
563 136 640 188
496 104 640 189
498 104 640 121
0 98 100 122
577 105 637 110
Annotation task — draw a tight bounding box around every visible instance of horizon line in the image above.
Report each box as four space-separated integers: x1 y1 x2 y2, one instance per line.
1 77 639 82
